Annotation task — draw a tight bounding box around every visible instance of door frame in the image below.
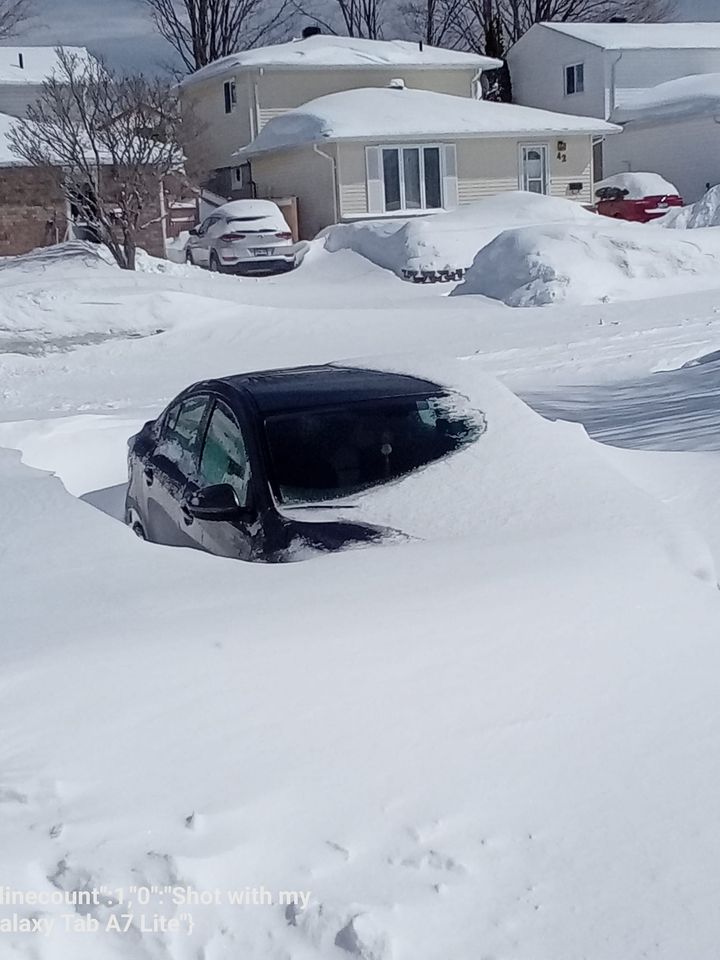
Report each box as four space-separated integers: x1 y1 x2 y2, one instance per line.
518 142 550 195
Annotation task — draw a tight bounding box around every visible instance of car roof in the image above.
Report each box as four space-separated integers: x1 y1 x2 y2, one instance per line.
219 364 444 414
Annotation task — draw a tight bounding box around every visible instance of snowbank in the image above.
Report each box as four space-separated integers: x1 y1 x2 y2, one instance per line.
595 171 679 199
322 192 597 281
660 184 720 228
453 220 720 306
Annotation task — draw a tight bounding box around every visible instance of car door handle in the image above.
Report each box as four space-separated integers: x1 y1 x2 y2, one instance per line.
180 502 194 525
143 467 154 486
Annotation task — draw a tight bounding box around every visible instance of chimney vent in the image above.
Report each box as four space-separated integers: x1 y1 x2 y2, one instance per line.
18 52 24 69
389 77 405 89
302 25 322 39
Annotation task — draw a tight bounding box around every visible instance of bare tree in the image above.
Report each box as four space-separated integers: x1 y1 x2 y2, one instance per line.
400 0 675 54
7 50 195 270
143 0 292 72
0 0 34 37
291 0 386 38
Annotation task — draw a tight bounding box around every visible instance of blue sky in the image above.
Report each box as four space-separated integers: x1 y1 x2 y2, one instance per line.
11 0 720 75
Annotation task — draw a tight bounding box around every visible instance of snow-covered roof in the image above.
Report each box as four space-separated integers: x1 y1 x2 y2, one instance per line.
236 86 619 158
181 34 501 87
0 45 91 84
541 21 720 50
612 73 720 124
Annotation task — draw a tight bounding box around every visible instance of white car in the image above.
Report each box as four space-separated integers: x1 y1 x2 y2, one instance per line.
186 199 297 275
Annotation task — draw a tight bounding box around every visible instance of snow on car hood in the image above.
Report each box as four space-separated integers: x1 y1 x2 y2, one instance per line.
280 357 714 580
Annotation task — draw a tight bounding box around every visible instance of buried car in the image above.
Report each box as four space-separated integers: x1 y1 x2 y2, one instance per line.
185 199 298 275
125 365 484 562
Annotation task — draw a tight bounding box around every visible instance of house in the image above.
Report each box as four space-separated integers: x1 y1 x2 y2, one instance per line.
0 47 91 256
507 22 720 195
0 45 91 117
508 22 720 120
233 84 619 239
179 30 503 197
608 74 720 201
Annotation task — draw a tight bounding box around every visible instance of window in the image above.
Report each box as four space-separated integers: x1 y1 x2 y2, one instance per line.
565 63 584 96
380 145 443 213
158 394 209 475
198 401 251 507
223 79 237 114
520 144 549 195
265 395 483 505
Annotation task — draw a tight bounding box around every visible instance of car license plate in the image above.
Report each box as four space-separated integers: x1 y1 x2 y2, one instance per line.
252 247 273 256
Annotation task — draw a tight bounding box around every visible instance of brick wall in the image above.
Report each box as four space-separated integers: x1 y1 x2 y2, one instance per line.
0 165 187 260
0 166 67 257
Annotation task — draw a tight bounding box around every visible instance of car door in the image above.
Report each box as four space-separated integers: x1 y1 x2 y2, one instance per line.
144 393 212 547
188 398 259 560
188 216 217 267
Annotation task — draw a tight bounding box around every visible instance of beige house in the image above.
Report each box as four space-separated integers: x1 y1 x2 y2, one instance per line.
234 85 620 239
179 31 502 195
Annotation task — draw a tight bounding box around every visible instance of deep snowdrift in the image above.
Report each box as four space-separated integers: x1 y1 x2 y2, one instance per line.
661 184 720 228
1 355 719 960
453 220 720 306
322 192 597 281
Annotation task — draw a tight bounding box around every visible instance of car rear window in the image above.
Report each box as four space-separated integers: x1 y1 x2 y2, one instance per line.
265 395 483 505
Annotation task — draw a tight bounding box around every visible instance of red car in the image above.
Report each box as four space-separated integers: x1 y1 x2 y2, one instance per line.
595 185 683 223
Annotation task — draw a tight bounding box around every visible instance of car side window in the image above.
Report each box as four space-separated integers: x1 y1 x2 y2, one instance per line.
197 216 216 236
198 401 251 507
157 394 209 476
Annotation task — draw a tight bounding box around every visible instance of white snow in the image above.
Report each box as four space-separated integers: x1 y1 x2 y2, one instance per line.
180 34 501 87
0 44 90 84
541 20 720 49
612 72 720 124
322 192 598 279
453 219 720 306
661 183 720 227
6 188 720 959
236 87 619 158
0 110 20 164
595 171 680 199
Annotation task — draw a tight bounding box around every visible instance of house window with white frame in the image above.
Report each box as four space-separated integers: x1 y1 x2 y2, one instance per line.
223 79 237 114
380 145 443 212
564 63 584 96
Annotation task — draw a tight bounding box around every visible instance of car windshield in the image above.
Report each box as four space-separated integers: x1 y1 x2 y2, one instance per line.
265 394 482 505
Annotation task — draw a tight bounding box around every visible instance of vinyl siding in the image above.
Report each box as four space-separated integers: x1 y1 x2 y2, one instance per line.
508 26 607 119
336 134 596 216
0 83 44 118
250 144 337 239
180 74 254 173
604 115 720 204
255 66 477 117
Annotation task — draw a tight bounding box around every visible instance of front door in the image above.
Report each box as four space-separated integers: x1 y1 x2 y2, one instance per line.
521 145 549 195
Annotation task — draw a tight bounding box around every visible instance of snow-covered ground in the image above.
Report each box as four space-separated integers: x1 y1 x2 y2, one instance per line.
5 202 720 960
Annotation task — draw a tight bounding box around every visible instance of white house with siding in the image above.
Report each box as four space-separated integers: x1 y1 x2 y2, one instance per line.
0 45 91 118
179 31 502 196
234 84 618 239
507 22 720 182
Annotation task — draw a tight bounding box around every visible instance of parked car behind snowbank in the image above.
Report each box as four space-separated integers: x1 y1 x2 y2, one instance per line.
595 172 682 223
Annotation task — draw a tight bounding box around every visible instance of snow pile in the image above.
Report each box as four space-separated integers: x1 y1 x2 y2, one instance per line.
165 229 189 262
237 87 618 158
595 171 679 199
322 192 597 280
660 184 720 228
453 220 720 306
612 72 720 124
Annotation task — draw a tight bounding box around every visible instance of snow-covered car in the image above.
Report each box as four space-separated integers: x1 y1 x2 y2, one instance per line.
185 199 297 275
594 172 682 223
125 365 483 562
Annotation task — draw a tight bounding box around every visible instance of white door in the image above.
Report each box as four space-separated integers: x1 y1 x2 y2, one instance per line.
520 145 549 195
